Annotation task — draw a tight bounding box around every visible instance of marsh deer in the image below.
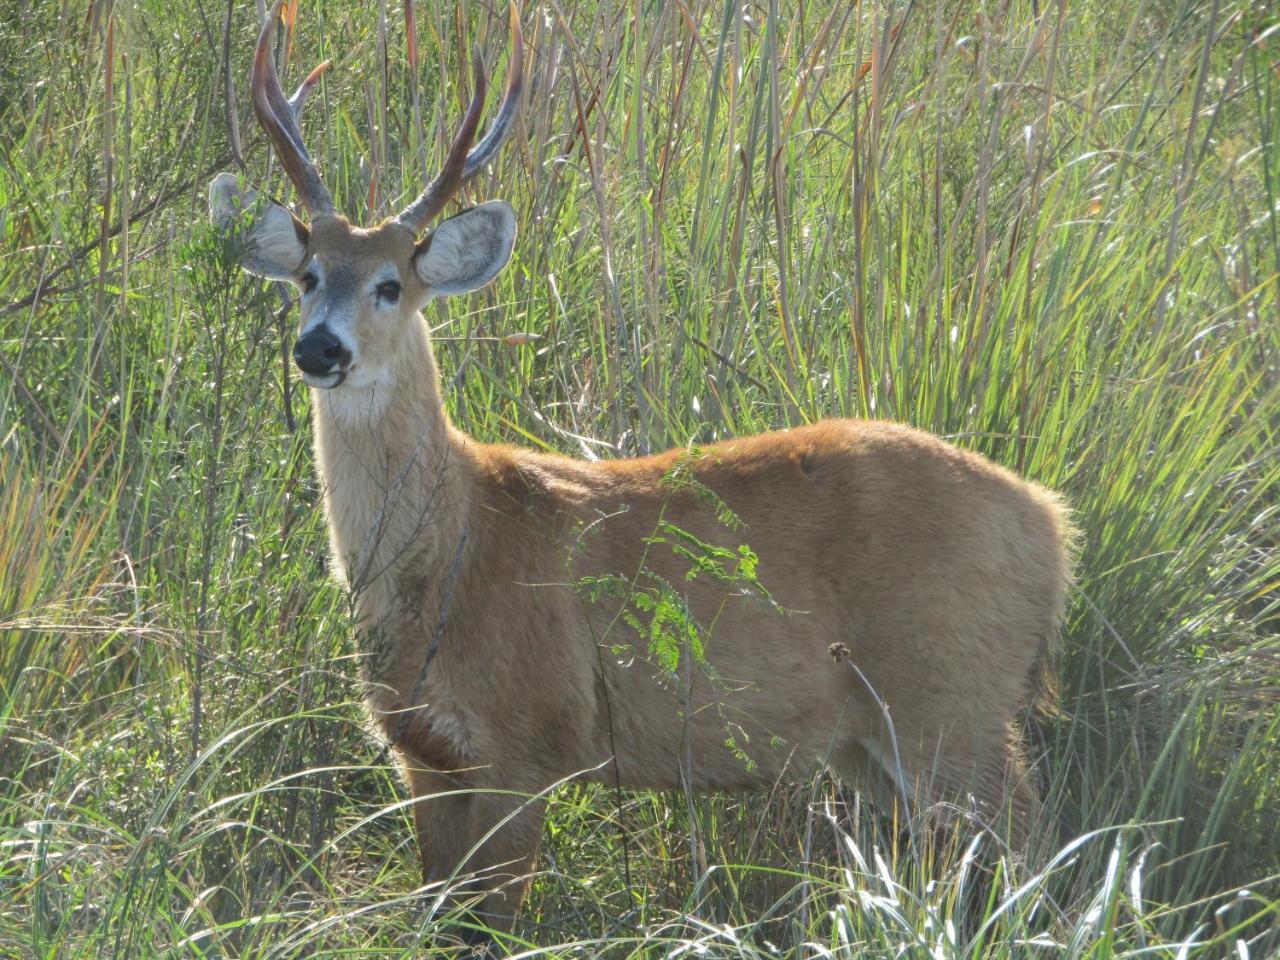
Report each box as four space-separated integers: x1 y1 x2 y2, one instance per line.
210 0 1074 943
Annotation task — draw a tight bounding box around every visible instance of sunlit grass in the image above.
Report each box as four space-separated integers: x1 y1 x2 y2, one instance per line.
1 0 1277 956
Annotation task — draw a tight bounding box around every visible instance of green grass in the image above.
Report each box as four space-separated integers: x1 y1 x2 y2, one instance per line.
2 0 1278 955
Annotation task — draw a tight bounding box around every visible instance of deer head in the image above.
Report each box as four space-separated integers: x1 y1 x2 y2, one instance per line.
209 1 523 392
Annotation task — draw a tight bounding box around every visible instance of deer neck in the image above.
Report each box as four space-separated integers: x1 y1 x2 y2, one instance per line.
309 312 470 618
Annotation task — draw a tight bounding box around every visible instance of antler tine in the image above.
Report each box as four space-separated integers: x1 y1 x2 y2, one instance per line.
251 0 336 217
289 59 332 117
461 5 524 180
395 47 488 233
396 4 524 233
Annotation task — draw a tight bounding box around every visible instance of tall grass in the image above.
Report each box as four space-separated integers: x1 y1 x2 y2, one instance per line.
1 0 1277 956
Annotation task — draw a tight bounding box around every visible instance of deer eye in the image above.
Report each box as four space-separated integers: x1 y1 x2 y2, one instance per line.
376 280 401 304
301 271 318 294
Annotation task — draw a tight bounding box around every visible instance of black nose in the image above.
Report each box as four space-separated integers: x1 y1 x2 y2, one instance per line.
293 327 352 376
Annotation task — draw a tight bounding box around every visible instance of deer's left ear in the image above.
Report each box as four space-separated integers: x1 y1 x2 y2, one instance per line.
412 201 516 296
208 172 309 279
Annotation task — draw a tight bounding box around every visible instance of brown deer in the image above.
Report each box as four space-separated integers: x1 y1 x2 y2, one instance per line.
210 1 1075 944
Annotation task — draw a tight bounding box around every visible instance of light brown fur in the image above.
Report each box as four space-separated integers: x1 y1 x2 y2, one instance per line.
277 216 1077 935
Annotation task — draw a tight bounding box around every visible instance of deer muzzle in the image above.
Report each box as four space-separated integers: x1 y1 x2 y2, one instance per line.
294 326 352 386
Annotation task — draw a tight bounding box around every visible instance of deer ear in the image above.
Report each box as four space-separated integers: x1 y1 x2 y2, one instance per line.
208 172 309 279
412 201 515 296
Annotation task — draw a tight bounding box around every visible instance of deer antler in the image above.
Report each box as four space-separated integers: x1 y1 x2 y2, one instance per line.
395 4 524 234
251 0 336 217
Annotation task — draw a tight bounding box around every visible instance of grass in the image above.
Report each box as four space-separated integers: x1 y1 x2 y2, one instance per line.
1 0 1278 955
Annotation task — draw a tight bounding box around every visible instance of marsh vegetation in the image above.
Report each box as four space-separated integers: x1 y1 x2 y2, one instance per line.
1 0 1277 955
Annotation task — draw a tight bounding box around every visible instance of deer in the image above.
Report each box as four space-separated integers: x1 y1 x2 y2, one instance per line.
209 1 1075 946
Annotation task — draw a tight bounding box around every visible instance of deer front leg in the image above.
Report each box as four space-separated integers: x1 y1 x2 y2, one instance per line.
403 761 546 945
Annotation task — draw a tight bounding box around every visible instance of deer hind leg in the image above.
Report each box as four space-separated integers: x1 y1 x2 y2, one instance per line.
986 726 1044 851
925 725 1043 852
852 720 1043 852
403 761 545 943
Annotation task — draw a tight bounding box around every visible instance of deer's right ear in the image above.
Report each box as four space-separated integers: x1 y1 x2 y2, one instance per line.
208 172 309 279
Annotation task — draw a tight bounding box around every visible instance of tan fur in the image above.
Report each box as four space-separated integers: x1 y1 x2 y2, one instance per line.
204 208 1070 931
272 216 1074 931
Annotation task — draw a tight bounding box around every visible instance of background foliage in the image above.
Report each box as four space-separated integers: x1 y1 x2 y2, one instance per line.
1 0 1277 955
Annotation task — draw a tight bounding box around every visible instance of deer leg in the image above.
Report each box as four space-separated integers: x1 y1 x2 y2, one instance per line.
870 719 1044 854
403 761 545 944
463 786 547 935
977 727 1044 853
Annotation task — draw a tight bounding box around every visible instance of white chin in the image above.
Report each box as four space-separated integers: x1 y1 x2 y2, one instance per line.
301 370 346 389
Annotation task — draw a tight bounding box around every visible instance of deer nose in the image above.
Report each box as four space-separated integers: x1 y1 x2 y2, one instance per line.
293 327 352 375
